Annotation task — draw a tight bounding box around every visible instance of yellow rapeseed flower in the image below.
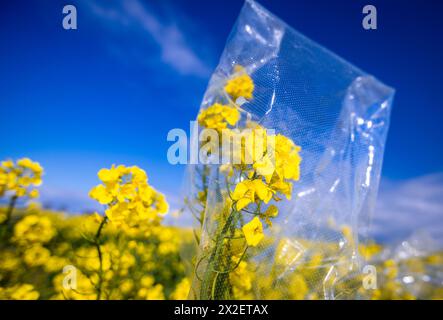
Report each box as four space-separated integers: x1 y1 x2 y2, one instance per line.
23 245 51 267
230 255 254 299
28 189 39 199
0 284 40 300
274 134 302 181
231 179 273 211
89 165 168 227
137 284 165 300
170 278 191 300
261 204 278 227
242 217 264 247
289 274 308 300
97 166 121 184
89 184 114 205
13 214 56 244
224 65 254 100
0 158 43 199
197 103 240 131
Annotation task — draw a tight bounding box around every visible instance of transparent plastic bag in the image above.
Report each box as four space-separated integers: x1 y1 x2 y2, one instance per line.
182 0 394 300
363 231 443 299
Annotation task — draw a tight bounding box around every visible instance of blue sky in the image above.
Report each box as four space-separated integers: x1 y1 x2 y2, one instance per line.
1 0 442 244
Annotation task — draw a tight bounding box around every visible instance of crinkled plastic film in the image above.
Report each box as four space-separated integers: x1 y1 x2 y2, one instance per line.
182 0 394 300
364 231 443 299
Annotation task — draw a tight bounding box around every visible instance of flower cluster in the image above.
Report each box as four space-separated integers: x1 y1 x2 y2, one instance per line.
13 214 56 244
226 132 300 248
197 65 254 133
0 158 42 199
89 165 168 227
0 283 40 300
197 103 240 131
232 133 301 201
196 66 302 249
234 132 301 246
23 245 51 267
224 65 255 101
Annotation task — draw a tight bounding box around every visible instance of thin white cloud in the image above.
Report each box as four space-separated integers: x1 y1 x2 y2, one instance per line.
39 185 100 214
371 172 443 247
86 0 210 77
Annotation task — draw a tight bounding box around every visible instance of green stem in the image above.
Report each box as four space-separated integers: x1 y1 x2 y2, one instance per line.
0 195 17 243
200 210 235 299
94 216 107 300
211 272 219 300
4 195 17 226
211 246 248 274
201 200 246 300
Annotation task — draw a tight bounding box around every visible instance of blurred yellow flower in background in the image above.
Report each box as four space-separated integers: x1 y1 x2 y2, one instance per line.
23 245 51 267
170 278 191 300
0 158 43 199
0 284 39 300
13 214 56 244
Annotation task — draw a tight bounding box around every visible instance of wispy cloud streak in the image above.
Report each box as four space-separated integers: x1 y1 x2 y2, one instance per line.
86 0 211 77
371 173 443 247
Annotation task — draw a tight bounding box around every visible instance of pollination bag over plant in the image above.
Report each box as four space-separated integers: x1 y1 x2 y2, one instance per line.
182 0 394 300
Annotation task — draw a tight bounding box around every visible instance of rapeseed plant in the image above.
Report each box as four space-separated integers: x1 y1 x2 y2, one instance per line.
192 66 302 299
0 158 43 225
